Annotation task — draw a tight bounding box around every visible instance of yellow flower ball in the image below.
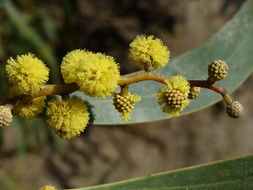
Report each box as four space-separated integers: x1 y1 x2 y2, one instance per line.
39 185 57 190
129 35 170 70
157 75 190 116
61 49 87 84
6 53 49 95
61 50 120 97
12 96 46 119
46 98 90 139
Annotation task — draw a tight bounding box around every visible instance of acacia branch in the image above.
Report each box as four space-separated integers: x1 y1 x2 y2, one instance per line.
0 83 78 106
0 71 227 106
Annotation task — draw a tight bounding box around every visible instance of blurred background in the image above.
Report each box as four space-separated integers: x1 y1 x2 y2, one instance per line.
0 0 252 190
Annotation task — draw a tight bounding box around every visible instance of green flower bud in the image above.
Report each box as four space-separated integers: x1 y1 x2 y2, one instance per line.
164 89 188 109
208 60 228 83
226 101 244 118
113 93 141 120
188 87 201 99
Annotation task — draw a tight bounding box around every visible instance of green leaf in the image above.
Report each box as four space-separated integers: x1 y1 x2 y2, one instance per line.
68 154 253 190
72 0 253 125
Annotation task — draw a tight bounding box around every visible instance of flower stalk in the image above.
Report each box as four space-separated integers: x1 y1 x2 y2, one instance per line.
0 71 228 106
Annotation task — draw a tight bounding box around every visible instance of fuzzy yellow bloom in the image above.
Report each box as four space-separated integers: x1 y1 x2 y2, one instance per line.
129 35 170 70
46 98 90 139
157 75 190 116
61 49 120 98
113 92 141 120
39 185 57 190
12 96 46 119
61 49 86 84
6 53 49 95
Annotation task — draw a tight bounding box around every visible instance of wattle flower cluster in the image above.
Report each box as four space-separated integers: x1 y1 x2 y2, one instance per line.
0 34 242 140
61 49 120 98
46 98 89 139
6 53 49 95
129 35 170 71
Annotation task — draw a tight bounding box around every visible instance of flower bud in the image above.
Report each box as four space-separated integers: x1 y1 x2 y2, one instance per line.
0 105 13 128
113 93 141 120
188 87 201 99
226 101 244 118
165 89 187 109
208 60 228 83
157 75 190 116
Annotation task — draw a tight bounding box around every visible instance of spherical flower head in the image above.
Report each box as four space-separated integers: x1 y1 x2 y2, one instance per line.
129 35 170 70
12 96 46 119
61 49 87 84
208 60 228 83
157 75 190 116
6 53 49 95
113 93 141 120
226 101 244 118
46 98 90 139
0 105 13 128
188 87 201 99
61 50 120 98
39 185 57 190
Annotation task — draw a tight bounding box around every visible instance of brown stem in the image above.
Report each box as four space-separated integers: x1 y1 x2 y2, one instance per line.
0 83 78 106
118 71 167 85
120 85 129 96
188 80 227 96
118 72 227 96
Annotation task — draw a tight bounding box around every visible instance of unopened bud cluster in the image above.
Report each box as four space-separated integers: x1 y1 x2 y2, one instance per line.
165 89 187 108
188 87 201 99
113 93 141 120
208 60 228 83
157 75 190 116
0 105 13 128
114 94 134 112
207 61 244 119
226 101 244 118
